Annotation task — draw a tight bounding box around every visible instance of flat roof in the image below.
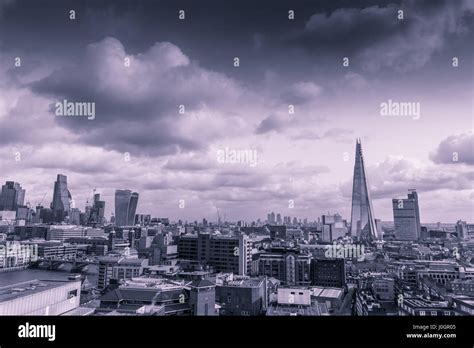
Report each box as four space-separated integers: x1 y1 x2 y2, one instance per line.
0 279 80 303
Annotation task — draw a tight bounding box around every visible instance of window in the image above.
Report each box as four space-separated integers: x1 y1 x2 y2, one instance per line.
419 311 426 316
67 289 78 299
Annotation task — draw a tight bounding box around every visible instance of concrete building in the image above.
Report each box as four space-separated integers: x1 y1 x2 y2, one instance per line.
177 233 251 275
310 258 346 288
398 297 453 316
216 276 268 316
47 225 85 242
266 287 329 316
392 189 421 241
188 279 216 316
0 181 25 211
0 279 81 315
258 247 311 286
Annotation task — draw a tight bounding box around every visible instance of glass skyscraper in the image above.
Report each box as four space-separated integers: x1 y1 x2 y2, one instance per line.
51 174 71 222
392 189 421 241
0 181 25 211
350 139 378 242
115 189 139 226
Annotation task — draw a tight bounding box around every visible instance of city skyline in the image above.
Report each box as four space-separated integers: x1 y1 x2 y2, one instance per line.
0 0 473 223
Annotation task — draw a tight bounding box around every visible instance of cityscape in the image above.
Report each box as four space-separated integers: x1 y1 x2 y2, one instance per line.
0 139 473 317
0 0 473 324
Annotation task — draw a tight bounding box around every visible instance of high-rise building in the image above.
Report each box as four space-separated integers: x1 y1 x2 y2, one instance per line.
310 258 346 288
114 189 139 226
276 213 282 224
392 189 421 241
88 193 105 224
0 181 25 211
350 139 378 242
51 174 71 222
269 212 275 224
177 233 251 275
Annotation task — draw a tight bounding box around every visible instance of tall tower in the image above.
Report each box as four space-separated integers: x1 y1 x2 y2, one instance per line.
51 174 71 222
0 181 25 211
114 189 139 226
350 139 378 242
392 189 421 241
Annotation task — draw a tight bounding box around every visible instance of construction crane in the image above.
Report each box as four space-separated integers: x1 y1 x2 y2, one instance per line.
36 192 47 207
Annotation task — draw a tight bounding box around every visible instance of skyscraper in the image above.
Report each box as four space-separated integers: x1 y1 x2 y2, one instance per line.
392 189 421 241
0 181 25 211
51 174 71 222
88 193 105 224
350 139 378 242
115 189 139 226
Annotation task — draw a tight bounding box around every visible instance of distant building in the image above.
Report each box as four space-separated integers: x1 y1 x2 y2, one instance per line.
398 297 453 316
216 276 268 316
371 277 395 301
452 296 474 315
310 258 346 288
452 280 474 296
114 190 139 227
98 256 121 290
258 247 311 286
0 181 25 211
51 174 72 223
35 241 77 259
350 139 378 242
97 256 148 290
268 225 286 240
188 279 216 316
99 278 189 315
177 233 251 275
14 225 49 240
266 287 329 316
392 189 421 241
47 225 85 242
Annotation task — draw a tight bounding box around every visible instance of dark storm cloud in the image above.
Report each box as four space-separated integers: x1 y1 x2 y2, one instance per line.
288 0 474 72
430 133 474 165
30 37 244 156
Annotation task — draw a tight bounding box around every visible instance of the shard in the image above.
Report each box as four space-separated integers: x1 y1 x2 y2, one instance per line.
350 139 378 242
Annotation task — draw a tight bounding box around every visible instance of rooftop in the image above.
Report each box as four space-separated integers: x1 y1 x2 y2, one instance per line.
0 279 80 303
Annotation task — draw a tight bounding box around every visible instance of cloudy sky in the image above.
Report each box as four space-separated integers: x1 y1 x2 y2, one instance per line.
0 0 473 223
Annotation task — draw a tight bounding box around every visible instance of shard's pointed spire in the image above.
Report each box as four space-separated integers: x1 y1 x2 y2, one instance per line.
350 139 378 242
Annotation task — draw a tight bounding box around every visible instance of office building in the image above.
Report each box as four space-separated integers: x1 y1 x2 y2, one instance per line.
216 276 268 316
258 247 311 286
51 174 72 222
47 225 85 242
188 279 216 316
177 233 251 275
0 181 25 211
392 189 421 241
350 139 378 241
115 190 139 227
310 258 346 288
